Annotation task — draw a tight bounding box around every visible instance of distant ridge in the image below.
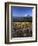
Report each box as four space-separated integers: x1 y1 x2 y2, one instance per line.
11 16 32 22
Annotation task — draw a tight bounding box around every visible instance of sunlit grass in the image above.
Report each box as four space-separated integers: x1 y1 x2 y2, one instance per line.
11 22 32 29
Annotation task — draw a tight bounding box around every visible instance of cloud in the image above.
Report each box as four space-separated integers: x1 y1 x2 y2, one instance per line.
24 14 28 17
24 14 31 17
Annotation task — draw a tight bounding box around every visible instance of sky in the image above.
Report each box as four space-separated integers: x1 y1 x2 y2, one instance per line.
11 6 33 17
